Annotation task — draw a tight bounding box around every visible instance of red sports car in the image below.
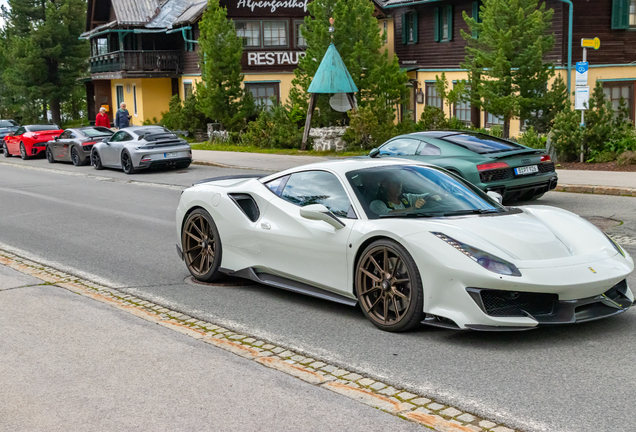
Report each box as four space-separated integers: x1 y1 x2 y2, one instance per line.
3 124 64 160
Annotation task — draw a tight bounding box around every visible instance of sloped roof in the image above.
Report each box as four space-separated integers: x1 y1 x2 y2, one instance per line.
111 0 161 25
308 43 358 94
146 0 204 28
174 1 208 26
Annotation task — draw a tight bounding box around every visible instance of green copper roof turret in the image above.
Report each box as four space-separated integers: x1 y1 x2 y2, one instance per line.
307 43 358 94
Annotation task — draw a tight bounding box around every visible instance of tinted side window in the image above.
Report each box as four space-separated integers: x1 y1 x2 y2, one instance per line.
379 139 421 156
110 131 125 142
419 143 442 156
15 127 25 135
120 132 133 141
264 175 289 196
280 171 352 218
59 131 71 139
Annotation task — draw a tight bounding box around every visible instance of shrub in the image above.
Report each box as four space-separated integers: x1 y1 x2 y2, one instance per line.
160 94 211 136
418 106 447 130
240 102 303 149
343 105 396 150
550 101 583 161
447 117 468 131
488 125 503 137
617 150 636 166
518 126 546 149
587 150 616 163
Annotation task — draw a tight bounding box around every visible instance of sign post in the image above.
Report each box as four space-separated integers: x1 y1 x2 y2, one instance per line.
577 38 600 162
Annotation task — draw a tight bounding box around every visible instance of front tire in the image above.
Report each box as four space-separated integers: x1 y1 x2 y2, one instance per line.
182 208 223 282
355 239 423 332
91 150 103 170
46 146 56 163
20 142 29 160
2 143 10 157
121 150 135 174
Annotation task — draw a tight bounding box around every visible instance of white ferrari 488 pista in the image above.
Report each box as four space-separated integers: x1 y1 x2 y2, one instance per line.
176 159 634 332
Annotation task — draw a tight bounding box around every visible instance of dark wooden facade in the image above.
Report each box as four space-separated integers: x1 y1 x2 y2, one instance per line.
220 0 310 74
391 0 636 69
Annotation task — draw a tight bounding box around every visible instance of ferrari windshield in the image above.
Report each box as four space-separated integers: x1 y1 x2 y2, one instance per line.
346 165 505 220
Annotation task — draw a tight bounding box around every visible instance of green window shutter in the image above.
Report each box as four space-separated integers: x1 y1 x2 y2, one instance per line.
612 0 629 29
433 7 440 42
447 5 453 41
412 11 418 44
402 12 407 44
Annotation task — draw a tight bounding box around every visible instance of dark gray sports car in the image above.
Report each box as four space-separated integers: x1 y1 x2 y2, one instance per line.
46 126 114 166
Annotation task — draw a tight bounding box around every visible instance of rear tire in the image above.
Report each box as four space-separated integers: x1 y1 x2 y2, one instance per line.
121 150 135 174
71 146 82 166
2 143 9 158
178 160 191 169
91 150 103 170
182 208 223 282
46 146 56 163
20 142 29 160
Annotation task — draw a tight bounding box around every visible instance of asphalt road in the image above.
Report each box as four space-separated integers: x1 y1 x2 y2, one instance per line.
1 158 635 432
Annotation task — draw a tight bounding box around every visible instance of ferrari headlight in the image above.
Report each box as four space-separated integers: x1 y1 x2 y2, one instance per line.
432 232 522 277
604 232 625 257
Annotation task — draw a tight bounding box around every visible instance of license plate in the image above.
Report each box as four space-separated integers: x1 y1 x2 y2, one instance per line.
164 152 178 158
514 165 539 175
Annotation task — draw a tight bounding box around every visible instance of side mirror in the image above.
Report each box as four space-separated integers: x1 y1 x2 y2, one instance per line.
102 138 109 144
487 191 503 204
369 148 380 158
300 204 346 230
54 136 59 141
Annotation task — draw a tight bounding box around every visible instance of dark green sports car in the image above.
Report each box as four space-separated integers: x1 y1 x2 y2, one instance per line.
368 131 557 202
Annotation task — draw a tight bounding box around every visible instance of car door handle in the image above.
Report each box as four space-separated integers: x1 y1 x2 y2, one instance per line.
261 221 271 230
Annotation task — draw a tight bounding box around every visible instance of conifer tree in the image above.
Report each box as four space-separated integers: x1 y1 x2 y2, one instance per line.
290 0 409 126
1 0 89 125
197 0 253 132
462 0 555 138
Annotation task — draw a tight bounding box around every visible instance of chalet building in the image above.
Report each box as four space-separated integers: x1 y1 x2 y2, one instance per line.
82 0 394 125
380 0 636 135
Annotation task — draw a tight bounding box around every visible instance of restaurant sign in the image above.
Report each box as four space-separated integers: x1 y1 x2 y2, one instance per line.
248 51 306 66
237 0 310 12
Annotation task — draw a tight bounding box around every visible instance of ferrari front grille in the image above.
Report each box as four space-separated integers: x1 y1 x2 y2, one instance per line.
468 288 558 317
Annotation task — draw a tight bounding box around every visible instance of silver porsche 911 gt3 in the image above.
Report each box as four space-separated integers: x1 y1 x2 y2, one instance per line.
91 126 192 174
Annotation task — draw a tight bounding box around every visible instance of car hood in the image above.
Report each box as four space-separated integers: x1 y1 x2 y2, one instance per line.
401 205 621 268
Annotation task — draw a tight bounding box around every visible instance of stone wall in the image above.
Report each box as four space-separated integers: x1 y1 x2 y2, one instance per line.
309 127 347 152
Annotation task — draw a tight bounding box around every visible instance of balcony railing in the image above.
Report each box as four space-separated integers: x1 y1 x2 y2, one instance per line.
90 50 181 74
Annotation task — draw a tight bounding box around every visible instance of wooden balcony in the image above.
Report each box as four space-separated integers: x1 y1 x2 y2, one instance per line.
90 50 182 75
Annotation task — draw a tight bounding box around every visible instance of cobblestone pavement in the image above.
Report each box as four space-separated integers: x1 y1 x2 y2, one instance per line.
0 250 519 432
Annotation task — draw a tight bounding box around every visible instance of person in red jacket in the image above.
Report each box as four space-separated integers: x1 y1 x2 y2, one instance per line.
95 107 111 128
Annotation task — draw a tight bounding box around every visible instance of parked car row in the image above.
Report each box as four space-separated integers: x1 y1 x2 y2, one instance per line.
2 124 192 174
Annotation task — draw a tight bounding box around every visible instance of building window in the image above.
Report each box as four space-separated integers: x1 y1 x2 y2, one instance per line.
246 82 279 110
383 20 388 44
603 83 633 119
434 5 453 42
236 21 261 47
93 38 108 56
116 85 124 108
425 83 442 109
402 12 418 44
263 21 288 47
454 85 471 124
486 112 504 126
631 0 636 26
133 85 137 116
612 0 634 29
295 21 306 47
184 82 193 99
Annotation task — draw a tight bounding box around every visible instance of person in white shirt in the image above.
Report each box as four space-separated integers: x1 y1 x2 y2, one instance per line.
370 178 439 215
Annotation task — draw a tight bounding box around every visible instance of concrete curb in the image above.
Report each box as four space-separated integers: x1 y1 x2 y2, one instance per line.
0 250 519 432
555 184 636 197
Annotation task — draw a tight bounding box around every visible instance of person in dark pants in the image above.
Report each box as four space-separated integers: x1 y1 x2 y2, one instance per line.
115 103 131 129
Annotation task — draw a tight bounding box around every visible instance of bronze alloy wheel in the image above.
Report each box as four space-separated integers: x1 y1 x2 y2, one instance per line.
182 209 223 282
356 240 423 332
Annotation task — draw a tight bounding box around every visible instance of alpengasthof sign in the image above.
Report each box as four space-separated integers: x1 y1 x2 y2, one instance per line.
248 51 306 66
237 0 310 12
